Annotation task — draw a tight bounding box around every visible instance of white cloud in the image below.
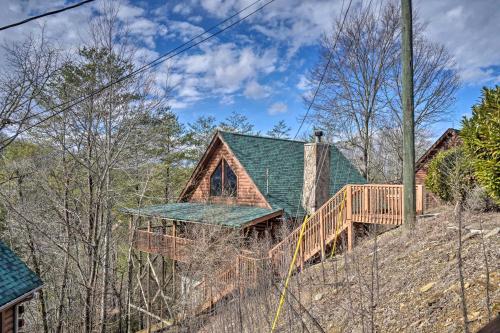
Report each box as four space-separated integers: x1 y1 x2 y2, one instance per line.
296 75 311 91
167 20 205 41
116 3 144 20
2 0 497 116
220 95 235 105
169 43 277 107
244 80 270 99
197 0 346 59
173 3 192 16
268 102 288 115
188 15 203 23
418 0 500 85
193 0 500 85
0 0 95 53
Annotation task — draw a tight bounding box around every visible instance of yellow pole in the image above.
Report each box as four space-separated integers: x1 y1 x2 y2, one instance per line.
270 216 309 333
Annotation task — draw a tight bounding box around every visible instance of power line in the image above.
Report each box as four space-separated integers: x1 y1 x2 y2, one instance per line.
0 0 276 147
7 0 269 127
293 0 353 140
291 0 354 223
0 0 96 31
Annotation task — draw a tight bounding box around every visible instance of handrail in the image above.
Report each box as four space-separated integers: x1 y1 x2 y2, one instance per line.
268 185 349 274
192 253 262 312
132 229 196 262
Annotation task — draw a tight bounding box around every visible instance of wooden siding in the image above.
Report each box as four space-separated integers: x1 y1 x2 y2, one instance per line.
416 168 427 185
1 306 14 333
183 140 269 208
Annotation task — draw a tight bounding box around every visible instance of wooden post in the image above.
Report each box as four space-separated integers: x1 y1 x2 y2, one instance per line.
347 221 354 252
416 185 424 215
138 249 144 328
160 220 166 323
147 217 151 251
147 219 151 333
363 186 369 216
172 221 176 297
401 0 416 230
346 186 353 251
319 209 325 261
346 186 352 223
401 187 405 225
236 255 241 293
126 216 133 333
299 238 304 271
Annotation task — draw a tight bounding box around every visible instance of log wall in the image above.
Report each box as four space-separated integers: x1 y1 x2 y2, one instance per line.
1 306 14 333
185 140 269 208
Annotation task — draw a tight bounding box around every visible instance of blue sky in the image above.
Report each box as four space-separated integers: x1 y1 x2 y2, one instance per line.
1 0 499 139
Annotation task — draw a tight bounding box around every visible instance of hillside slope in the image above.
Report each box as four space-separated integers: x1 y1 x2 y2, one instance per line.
197 207 499 333
284 208 499 332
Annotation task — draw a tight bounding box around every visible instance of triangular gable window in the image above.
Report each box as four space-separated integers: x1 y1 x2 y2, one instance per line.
210 159 237 197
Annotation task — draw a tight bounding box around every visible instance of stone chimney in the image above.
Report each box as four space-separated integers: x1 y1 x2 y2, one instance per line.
302 130 330 214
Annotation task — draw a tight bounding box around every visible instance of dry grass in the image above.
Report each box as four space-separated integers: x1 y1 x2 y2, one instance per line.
198 207 499 332
294 207 499 333
190 206 499 332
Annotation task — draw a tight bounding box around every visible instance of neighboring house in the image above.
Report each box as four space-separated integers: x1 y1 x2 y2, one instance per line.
0 241 42 333
415 128 461 208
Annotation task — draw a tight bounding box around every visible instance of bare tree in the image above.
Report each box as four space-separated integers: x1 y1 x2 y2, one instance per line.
308 3 400 180
0 31 59 150
308 1 459 181
0 1 166 332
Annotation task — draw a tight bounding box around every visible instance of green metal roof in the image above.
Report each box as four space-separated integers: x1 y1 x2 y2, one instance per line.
219 131 366 217
0 241 43 308
123 202 282 228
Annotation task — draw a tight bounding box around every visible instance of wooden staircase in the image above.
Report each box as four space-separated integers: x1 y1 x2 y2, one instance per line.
191 184 424 314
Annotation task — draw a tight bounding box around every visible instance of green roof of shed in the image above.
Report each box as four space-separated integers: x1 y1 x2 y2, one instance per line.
219 131 366 217
123 202 282 228
0 241 43 308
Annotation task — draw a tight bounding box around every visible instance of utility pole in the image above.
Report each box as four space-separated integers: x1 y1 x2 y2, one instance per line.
401 0 416 229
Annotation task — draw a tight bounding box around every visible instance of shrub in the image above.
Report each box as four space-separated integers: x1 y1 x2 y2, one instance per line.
425 147 474 203
460 86 500 204
465 186 500 212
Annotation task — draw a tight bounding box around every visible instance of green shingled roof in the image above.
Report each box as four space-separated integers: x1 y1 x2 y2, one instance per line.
0 241 43 308
219 131 366 217
123 202 282 228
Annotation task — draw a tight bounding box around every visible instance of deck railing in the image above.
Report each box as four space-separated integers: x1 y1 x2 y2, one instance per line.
269 185 349 274
192 254 263 312
132 227 195 262
350 184 423 224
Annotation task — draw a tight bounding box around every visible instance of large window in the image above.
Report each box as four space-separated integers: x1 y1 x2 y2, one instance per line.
210 159 237 197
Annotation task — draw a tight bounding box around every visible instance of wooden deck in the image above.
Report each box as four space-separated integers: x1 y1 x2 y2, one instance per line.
132 226 195 263
131 184 424 314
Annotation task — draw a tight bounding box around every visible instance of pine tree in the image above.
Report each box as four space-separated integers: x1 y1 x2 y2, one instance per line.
219 111 254 134
267 120 291 138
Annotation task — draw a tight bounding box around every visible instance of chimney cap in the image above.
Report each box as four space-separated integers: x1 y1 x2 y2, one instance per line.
314 130 323 142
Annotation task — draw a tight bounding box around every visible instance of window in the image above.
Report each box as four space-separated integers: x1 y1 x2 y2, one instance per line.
210 161 223 196
224 162 237 196
210 159 237 197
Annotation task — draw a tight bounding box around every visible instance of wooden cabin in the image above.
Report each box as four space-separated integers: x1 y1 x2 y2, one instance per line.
415 128 461 208
125 130 424 329
0 241 42 333
126 130 366 257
